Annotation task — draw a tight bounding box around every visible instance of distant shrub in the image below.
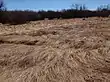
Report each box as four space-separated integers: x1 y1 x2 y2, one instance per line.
0 3 110 25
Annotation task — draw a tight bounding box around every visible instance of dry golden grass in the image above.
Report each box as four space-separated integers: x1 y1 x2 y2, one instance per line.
0 17 110 82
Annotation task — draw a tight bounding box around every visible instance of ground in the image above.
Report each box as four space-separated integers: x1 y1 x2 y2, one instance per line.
0 17 110 82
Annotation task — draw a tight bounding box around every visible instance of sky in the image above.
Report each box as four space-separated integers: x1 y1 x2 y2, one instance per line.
4 0 110 11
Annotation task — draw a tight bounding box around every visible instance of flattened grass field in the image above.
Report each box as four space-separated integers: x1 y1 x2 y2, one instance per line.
0 17 110 82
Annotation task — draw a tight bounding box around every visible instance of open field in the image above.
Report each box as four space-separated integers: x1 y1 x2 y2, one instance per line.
0 17 110 82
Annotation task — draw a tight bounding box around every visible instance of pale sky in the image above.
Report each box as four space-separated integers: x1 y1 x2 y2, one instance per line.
4 0 110 11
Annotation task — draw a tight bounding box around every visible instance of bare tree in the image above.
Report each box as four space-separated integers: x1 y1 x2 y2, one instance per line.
82 4 87 10
71 4 87 10
0 0 6 11
97 4 110 11
0 0 3 8
71 4 80 10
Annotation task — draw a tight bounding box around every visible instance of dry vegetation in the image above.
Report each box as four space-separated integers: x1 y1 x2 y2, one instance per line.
0 17 110 82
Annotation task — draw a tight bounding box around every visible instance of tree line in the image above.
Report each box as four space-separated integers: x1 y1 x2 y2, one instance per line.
0 2 110 25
